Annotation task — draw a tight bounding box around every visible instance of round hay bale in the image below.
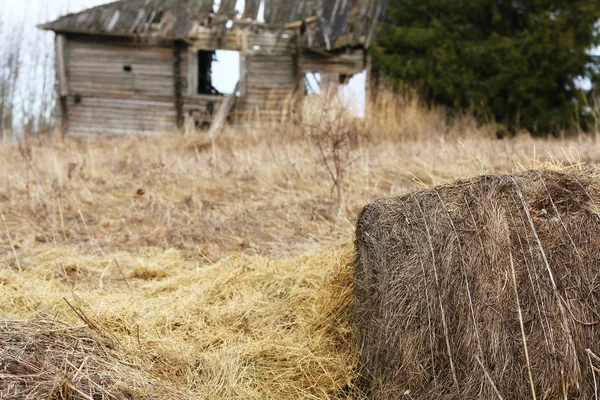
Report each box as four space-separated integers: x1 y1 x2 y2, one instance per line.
354 169 600 399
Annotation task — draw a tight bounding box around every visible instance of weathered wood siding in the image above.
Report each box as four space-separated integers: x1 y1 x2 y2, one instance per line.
65 35 181 135
299 49 365 75
57 29 364 134
232 36 299 124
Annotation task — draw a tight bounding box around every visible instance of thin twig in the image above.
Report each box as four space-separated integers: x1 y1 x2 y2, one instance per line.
476 356 505 400
98 259 113 290
414 196 460 394
2 213 21 271
511 177 580 379
78 209 102 254
587 349 599 400
509 252 537 400
113 258 130 289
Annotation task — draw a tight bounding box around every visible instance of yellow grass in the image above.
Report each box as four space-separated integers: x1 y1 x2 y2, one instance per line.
1 96 600 398
1 246 356 399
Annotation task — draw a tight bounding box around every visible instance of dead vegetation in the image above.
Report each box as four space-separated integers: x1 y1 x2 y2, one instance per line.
355 169 600 399
2 107 599 260
2 95 600 398
0 247 356 399
0 318 175 400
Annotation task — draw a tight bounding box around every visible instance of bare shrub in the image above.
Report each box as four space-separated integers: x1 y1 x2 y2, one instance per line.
301 95 362 209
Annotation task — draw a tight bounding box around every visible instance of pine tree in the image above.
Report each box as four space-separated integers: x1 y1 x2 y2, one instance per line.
373 0 600 134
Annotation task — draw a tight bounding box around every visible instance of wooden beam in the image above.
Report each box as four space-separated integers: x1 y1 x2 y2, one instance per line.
285 15 319 30
217 0 238 16
188 47 198 96
173 41 185 130
56 34 69 96
321 73 339 98
243 0 261 20
239 30 248 97
209 81 239 136
55 33 69 135
198 0 216 13
365 2 384 49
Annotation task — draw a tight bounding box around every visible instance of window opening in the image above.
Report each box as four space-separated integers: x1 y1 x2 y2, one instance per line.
197 50 240 95
304 71 367 118
123 65 133 72
305 73 321 94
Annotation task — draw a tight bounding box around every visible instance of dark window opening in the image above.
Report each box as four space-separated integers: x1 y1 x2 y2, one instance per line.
123 65 132 72
339 74 351 85
146 9 164 25
74 94 82 104
197 51 221 95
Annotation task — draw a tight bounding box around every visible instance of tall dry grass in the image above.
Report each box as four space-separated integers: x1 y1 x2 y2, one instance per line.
2 94 600 398
1 96 598 257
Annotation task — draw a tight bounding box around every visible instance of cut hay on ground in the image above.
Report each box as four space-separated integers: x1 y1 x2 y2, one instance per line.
355 169 600 399
0 247 357 399
0 318 182 400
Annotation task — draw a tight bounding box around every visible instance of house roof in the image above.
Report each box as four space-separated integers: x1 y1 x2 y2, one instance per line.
38 0 216 41
39 0 386 49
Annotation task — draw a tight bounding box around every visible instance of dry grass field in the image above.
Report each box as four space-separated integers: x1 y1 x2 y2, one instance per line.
1 97 600 399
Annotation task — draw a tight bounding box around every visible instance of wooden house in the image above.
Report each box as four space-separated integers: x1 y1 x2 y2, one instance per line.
39 0 385 136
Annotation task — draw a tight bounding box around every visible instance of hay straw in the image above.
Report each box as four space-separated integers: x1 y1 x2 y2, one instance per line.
0 317 176 400
355 169 600 399
2 115 600 260
1 214 20 271
1 246 358 399
2 96 600 398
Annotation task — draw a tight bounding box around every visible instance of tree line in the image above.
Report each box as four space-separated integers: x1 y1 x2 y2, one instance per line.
372 0 600 134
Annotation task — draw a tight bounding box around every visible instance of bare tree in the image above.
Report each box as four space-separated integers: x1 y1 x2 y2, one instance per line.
0 13 23 138
0 8 56 138
302 95 362 209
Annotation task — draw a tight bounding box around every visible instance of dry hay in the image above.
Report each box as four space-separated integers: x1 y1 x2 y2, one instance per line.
0 317 183 400
355 169 600 399
0 247 357 399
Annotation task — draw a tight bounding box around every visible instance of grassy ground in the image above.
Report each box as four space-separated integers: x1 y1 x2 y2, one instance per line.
1 98 600 398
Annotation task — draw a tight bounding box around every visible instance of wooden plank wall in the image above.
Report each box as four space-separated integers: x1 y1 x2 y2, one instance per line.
231 33 300 124
232 53 299 123
65 35 179 136
60 30 363 134
55 34 69 134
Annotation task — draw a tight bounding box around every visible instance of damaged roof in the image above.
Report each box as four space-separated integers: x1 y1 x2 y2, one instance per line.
39 0 386 49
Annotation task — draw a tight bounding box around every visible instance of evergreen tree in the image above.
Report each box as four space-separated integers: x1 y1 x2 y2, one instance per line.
373 0 600 133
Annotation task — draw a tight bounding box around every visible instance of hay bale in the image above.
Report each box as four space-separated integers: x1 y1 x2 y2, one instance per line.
354 169 600 399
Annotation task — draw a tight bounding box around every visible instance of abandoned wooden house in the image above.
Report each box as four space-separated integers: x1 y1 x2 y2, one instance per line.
39 0 385 136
